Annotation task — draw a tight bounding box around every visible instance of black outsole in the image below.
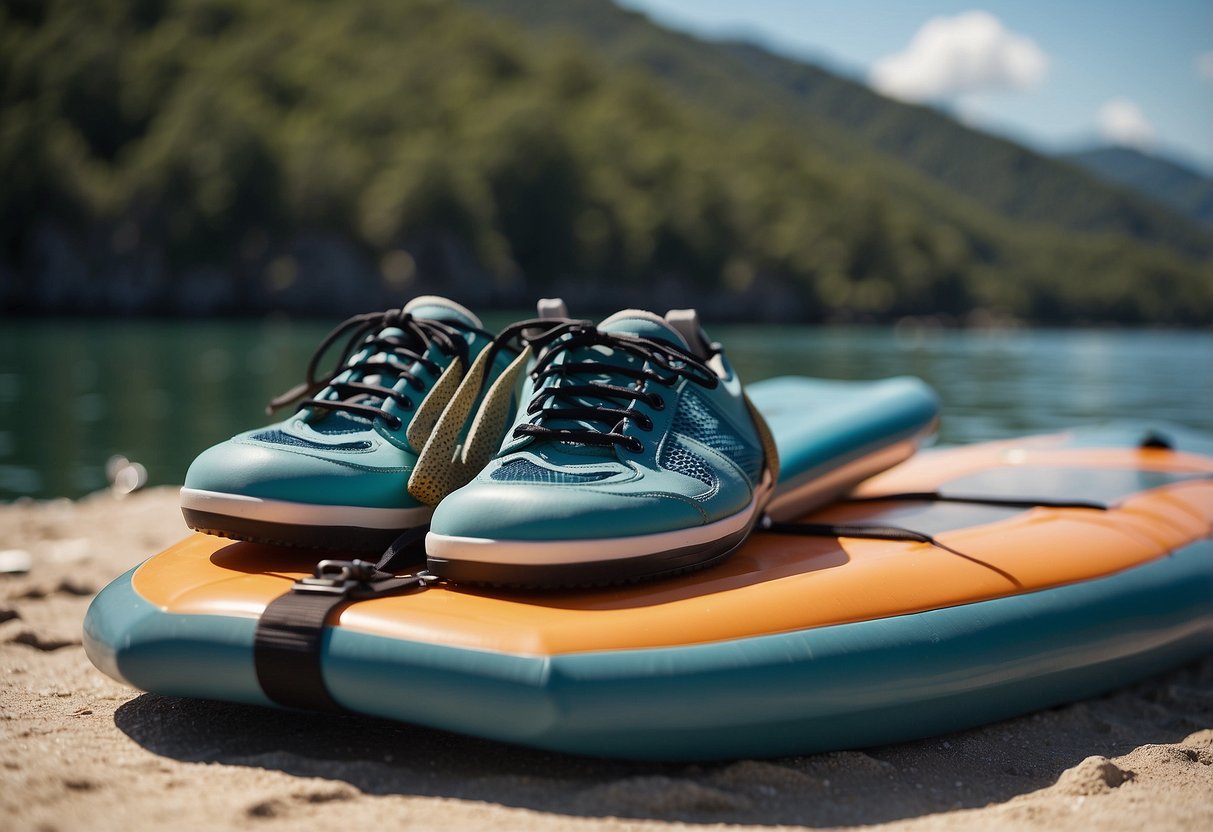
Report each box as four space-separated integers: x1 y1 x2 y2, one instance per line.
426 521 756 589
181 508 420 557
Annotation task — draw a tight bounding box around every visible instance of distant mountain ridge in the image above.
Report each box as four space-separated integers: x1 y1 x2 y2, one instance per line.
1061 146 1213 228
465 0 1212 259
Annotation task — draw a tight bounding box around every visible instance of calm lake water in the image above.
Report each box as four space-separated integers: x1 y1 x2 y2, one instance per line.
1 317 1210 501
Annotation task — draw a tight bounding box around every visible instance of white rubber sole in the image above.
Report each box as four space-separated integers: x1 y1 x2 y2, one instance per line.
179 487 434 530
426 491 760 566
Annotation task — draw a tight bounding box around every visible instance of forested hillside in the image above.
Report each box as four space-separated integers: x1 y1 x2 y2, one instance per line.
467 0 1213 259
2 0 1210 324
1063 147 1213 229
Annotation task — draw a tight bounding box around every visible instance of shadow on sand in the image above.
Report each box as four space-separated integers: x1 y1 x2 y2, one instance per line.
113 655 1211 827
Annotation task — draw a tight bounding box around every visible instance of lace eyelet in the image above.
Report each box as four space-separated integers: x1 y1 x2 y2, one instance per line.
648 394 665 410
636 414 654 431
383 415 404 431
624 437 644 453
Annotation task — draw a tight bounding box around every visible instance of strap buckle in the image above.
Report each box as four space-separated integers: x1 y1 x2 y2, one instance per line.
292 559 380 596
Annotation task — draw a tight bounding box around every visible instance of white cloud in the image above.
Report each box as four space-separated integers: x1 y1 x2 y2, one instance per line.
1198 51 1213 83
1097 98 1155 149
870 11 1048 103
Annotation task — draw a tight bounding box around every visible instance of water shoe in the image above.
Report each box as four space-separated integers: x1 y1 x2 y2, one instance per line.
426 308 778 586
180 296 517 553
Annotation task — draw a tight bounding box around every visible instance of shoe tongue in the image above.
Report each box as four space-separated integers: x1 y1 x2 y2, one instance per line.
309 298 475 435
524 310 687 459
598 309 689 349
402 295 482 329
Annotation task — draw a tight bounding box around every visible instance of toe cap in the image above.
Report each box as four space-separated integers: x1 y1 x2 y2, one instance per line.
183 434 419 510
430 481 710 541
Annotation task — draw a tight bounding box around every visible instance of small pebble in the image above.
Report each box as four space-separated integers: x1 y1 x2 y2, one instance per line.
0 549 32 574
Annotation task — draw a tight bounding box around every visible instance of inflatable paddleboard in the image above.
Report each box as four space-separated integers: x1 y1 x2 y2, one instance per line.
748 376 939 520
85 400 1211 760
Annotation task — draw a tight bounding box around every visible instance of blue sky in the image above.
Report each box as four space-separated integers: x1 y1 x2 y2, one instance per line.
616 0 1213 173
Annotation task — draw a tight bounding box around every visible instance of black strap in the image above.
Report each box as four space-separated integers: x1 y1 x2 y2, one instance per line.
760 491 1108 571
763 519 938 544
760 517 1023 587
254 588 356 711
844 492 1109 511
761 517 980 554
253 526 431 711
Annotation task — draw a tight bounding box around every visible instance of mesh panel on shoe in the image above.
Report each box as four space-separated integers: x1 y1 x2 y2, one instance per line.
489 458 612 484
658 440 717 491
309 411 374 433
250 429 371 451
670 389 764 481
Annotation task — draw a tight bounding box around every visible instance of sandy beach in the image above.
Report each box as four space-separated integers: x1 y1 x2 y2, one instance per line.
2 487 1210 832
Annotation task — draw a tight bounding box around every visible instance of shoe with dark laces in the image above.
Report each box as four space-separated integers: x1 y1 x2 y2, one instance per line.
180 296 521 553
426 308 779 586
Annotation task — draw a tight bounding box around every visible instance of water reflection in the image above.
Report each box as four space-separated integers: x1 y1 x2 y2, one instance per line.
0 319 1209 501
722 325 1212 444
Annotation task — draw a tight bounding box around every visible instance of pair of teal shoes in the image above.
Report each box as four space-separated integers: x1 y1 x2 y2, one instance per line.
180 296 778 586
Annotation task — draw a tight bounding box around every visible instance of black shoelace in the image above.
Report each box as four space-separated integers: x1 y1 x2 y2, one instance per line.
266 309 489 430
489 319 720 453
